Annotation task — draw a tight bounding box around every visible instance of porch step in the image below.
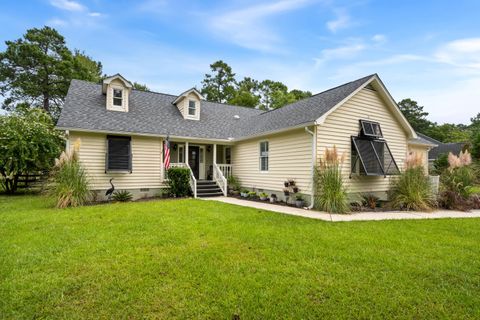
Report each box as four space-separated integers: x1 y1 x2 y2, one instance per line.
196 180 223 197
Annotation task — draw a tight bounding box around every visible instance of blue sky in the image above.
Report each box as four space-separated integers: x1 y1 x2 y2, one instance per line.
1 0 480 124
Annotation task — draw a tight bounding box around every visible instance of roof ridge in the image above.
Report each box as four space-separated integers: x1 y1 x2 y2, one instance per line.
257 73 376 115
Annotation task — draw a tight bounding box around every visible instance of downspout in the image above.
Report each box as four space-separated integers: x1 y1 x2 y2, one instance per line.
304 125 317 209
65 130 70 152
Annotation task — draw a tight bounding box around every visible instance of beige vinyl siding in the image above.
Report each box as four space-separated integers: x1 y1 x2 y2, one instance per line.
316 88 409 194
408 144 430 174
69 132 164 190
232 128 312 194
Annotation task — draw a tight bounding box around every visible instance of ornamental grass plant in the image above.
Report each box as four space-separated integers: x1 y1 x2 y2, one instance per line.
388 152 436 211
313 146 349 213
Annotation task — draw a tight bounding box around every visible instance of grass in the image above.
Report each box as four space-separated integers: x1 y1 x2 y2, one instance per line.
1 196 480 319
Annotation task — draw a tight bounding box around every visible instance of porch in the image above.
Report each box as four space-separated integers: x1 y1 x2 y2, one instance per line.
165 141 233 198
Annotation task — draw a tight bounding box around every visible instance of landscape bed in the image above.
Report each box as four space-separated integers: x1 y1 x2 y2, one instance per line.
1 195 479 319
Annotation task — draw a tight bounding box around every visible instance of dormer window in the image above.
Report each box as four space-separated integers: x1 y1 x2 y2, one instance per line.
188 100 196 116
172 88 204 121
113 89 123 106
102 74 133 113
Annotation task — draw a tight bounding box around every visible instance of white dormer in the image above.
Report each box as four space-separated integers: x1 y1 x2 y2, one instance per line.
173 88 204 121
102 74 133 112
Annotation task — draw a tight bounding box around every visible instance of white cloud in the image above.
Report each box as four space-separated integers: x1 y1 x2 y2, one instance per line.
208 0 312 52
434 38 480 70
326 9 350 32
88 12 102 17
314 43 365 66
372 34 387 43
46 18 68 26
50 0 85 12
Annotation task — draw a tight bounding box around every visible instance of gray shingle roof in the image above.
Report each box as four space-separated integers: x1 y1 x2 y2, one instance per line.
414 132 466 160
57 74 376 140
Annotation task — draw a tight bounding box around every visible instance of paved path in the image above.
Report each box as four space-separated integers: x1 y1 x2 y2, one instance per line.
205 196 480 222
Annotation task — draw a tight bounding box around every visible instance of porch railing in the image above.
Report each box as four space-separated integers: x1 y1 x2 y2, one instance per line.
213 163 227 196
218 164 233 178
185 162 197 198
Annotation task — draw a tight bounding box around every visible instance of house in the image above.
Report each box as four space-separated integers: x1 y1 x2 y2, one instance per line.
416 132 466 164
56 73 437 204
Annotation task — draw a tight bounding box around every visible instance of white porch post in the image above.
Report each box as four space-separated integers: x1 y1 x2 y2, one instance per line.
213 144 217 165
185 141 189 164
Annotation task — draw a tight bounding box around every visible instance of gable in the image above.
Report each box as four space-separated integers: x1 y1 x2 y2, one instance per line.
316 76 416 140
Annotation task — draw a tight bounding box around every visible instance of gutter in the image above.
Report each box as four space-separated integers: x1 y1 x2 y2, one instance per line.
55 126 234 144
304 125 317 209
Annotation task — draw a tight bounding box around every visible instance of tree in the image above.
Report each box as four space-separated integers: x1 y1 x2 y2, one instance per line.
228 77 260 108
0 26 102 119
132 82 150 91
72 50 102 83
201 60 237 103
258 80 288 110
470 131 480 160
397 98 433 133
0 109 63 194
427 123 470 143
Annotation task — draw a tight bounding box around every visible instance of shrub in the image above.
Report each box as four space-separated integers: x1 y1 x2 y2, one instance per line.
112 190 133 202
313 146 349 213
389 166 436 211
432 153 449 175
361 193 380 210
248 191 257 198
439 150 476 210
48 141 90 208
0 109 63 194
227 175 241 191
167 167 191 197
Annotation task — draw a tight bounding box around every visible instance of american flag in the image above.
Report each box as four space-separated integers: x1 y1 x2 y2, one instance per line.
164 135 170 169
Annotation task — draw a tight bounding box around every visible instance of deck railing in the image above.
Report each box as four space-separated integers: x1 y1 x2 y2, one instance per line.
217 164 233 178
213 163 227 196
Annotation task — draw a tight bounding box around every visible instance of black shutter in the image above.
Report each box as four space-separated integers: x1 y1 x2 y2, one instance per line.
106 136 132 172
351 136 399 176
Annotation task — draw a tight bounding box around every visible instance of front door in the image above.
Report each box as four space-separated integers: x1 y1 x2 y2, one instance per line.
188 146 200 179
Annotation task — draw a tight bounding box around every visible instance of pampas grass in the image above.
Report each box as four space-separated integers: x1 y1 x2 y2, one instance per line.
313 146 349 213
48 139 90 208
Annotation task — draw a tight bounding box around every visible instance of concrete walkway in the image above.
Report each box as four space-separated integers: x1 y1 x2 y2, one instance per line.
205 196 480 222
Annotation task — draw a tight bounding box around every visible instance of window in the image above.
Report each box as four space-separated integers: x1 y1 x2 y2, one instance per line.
113 89 123 106
188 100 196 116
106 136 131 172
360 120 382 138
259 141 269 171
178 145 185 163
350 136 399 177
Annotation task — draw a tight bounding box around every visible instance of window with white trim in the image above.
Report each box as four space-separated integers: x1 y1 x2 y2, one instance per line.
178 145 185 163
188 100 196 116
259 141 269 171
113 88 123 106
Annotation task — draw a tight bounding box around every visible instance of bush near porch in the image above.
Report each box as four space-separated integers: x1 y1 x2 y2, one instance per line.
1 195 479 319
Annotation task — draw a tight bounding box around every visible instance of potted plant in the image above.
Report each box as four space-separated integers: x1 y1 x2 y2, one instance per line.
284 181 289 187
270 193 277 203
241 189 249 198
295 195 305 208
248 191 257 199
283 188 290 196
259 192 268 201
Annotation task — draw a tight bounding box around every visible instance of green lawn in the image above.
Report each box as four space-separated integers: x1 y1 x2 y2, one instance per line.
1 196 479 319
